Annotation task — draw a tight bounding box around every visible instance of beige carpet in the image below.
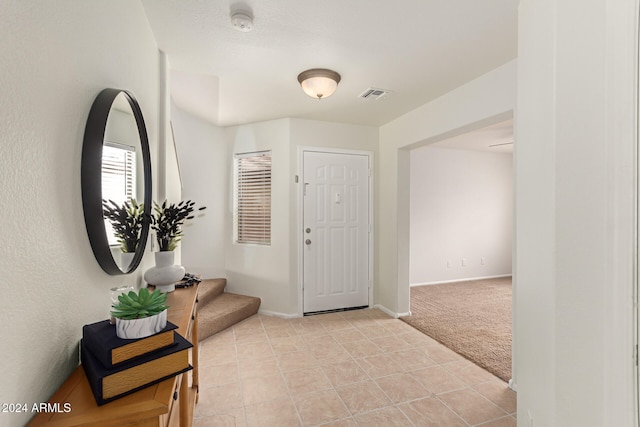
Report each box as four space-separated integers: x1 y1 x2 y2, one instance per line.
400 277 512 382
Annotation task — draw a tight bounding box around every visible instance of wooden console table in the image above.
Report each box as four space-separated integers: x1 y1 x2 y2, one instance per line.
28 284 199 427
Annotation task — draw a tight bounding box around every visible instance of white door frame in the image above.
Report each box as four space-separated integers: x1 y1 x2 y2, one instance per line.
297 146 374 316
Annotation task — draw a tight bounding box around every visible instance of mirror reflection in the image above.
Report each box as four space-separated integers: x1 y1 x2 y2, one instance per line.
82 88 152 275
102 93 144 271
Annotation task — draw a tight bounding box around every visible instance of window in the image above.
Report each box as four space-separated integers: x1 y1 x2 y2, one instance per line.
234 151 271 245
102 142 137 246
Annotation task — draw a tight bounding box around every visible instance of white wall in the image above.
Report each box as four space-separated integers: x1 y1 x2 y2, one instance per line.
171 104 228 278
225 119 293 314
410 147 513 285
378 60 517 317
190 118 379 316
516 0 637 425
0 2 164 426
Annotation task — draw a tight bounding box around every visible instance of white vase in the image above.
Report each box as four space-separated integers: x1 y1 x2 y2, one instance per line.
143 251 185 293
120 252 135 271
115 309 167 339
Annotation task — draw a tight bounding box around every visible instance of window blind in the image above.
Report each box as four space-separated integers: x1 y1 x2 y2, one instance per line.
235 151 271 245
102 142 137 245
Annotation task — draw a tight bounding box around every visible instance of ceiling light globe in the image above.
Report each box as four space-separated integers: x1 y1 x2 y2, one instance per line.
297 69 341 99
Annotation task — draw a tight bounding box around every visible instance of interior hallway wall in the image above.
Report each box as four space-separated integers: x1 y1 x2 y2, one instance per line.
0 2 164 426
410 147 513 285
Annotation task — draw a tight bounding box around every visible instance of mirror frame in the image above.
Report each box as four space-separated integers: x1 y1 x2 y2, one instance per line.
82 89 152 275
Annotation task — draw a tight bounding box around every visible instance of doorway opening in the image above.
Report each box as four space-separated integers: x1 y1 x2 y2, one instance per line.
405 117 515 384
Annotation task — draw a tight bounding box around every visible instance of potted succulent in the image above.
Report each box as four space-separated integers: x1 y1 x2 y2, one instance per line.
144 200 206 292
111 287 169 339
102 199 145 269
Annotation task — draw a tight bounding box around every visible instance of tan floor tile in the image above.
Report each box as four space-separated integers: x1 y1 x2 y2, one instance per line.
238 357 280 379
423 345 465 364
242 372 290 406
477 415 517 427
354 406 413 426
339 309 375 320
399 397 467 426
335 380 393 415
202 329 235 346
438 388 507 426
291 319 328 335
398 330 440 347
341 339 383 358
389 348 438 371
330 328 368 343
235 328 269 344
261 315 293 329
265 325 298 339
410 365 468 394
356 354 405 378
300 333 335 346
200 361 238 386
365 309 394 320
233 315 263 331
321 359 370 387
321 318 356 332
194 408 245 427
317 417 358 426
283 367 332 395
196 308 516 427
370 334 414 353
307 341 352 362
293 389 350 426
195 381 244 416
199 344 236 366
473 380 517 414
277 349 318 372
236 340 274 361
269 335 307 354
444 359 499 385
384 319 418 334
245 397 301 427
355 324 396 339
375 373 430 404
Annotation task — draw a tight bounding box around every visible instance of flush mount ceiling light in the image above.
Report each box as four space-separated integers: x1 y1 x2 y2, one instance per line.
231 11 254 32
297 68 341 99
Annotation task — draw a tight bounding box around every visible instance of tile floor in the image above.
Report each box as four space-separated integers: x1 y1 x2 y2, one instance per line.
194 309 516 427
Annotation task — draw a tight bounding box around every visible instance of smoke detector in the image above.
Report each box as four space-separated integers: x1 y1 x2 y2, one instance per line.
231 11 254 32
359 87 392 100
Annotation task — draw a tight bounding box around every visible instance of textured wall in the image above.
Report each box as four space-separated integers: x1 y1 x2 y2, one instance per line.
0 2 160 426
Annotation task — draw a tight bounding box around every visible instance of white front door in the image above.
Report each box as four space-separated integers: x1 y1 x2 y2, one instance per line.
303 151 370 313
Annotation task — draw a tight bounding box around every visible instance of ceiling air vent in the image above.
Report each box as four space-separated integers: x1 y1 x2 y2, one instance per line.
359 87 391 100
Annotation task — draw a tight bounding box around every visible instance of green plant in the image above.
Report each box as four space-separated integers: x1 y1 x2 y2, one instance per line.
110 288 169 320
150 199 206 251
102 199 145 253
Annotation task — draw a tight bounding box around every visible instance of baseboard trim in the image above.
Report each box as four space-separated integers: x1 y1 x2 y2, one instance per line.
410 274 513 287
508 379 517 392
258 309 300 319
374 304 411 319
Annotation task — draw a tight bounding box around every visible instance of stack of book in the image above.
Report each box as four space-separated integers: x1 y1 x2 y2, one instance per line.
80 320 193 405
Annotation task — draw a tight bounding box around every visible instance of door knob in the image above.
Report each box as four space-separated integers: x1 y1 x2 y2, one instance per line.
305 239 312 245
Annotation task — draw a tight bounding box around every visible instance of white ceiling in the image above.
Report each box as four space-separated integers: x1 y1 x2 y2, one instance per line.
141 0 518 132
432 119 514 153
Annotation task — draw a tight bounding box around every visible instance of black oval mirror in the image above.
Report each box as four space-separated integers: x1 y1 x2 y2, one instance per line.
82 89 152 275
